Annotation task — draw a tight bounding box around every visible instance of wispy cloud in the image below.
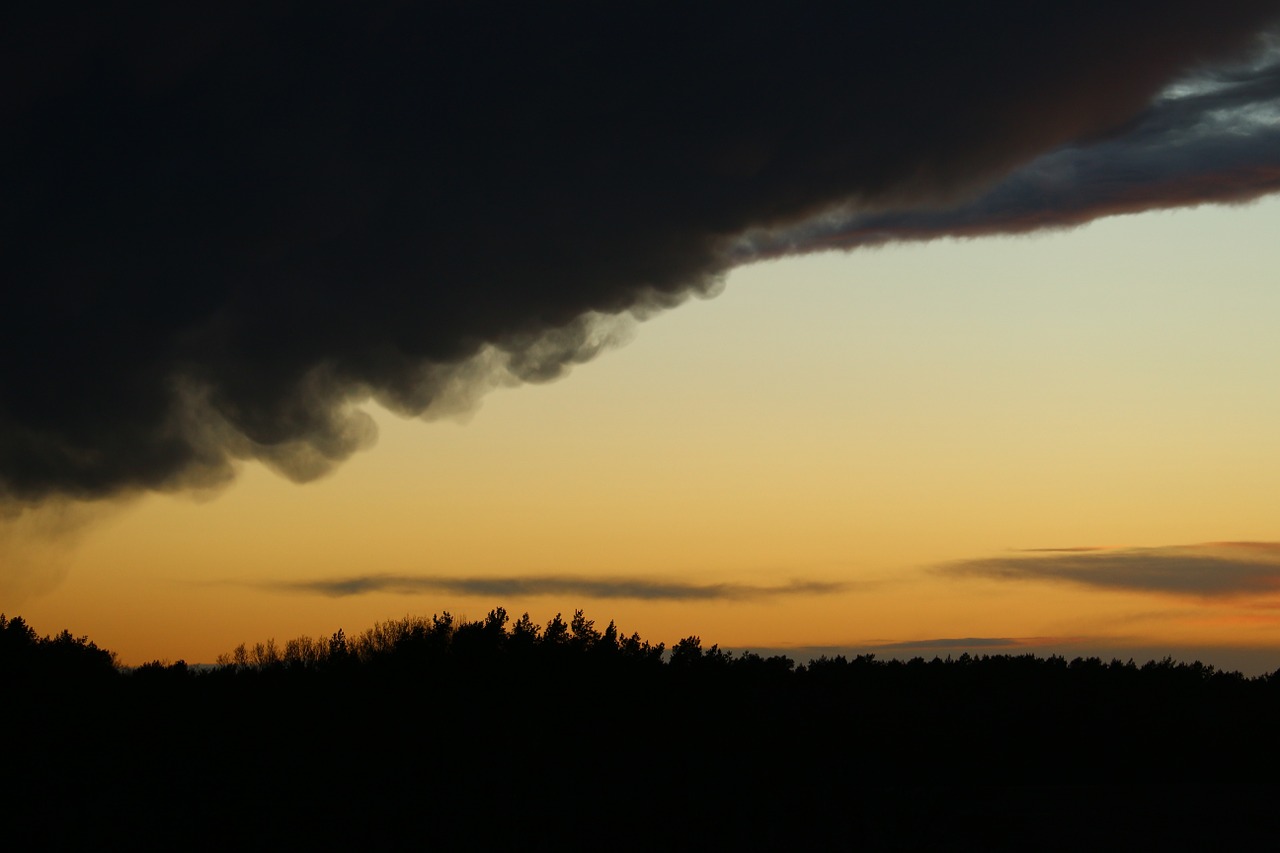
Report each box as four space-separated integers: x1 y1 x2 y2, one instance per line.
254 574 846 602
939 541 1280 598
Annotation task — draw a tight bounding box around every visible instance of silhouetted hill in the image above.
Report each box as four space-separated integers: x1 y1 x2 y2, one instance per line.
5 609 1279 849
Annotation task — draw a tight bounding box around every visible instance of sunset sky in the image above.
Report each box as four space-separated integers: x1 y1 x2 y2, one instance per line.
6 5 1280 670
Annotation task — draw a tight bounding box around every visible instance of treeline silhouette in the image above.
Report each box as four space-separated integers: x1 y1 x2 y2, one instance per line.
0 613 117 680
7 608 1280 849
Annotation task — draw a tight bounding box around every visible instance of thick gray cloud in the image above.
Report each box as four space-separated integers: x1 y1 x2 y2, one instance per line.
5 3 1280 504
941 542 1280 598
259 574 844 601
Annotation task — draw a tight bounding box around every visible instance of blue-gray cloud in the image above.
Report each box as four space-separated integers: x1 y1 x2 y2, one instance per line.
734 34 1280 259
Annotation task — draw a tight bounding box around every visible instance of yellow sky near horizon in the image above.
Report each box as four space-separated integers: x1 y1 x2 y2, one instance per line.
7 196 1280 669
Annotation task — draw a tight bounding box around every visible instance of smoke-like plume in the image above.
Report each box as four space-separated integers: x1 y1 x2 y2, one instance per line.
5 3 1280 504
0 500 108 603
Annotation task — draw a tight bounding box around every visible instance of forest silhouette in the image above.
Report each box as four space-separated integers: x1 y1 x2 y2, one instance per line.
6 609 1279 848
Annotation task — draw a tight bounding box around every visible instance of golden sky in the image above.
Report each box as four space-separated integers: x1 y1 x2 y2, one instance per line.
9 196 1280 671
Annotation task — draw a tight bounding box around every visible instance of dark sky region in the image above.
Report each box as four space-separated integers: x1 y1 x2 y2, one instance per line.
5 2 1280 507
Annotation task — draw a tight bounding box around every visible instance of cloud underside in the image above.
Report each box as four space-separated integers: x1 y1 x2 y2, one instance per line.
4 6 1280 503
261 575 844 602
737 48 1280 256
942 542 1280 598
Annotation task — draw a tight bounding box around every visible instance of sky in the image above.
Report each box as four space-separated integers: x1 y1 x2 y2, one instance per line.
7 4 1280 670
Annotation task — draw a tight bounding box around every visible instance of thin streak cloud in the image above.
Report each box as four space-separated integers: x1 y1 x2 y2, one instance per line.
256 574 846 602
940 542 1280 598
1016 547 1109 553
867 637 1050 651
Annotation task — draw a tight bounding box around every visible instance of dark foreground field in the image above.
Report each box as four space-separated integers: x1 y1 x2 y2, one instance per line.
5 611 1278 849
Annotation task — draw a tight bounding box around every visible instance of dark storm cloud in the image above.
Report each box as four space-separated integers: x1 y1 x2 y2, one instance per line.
941 542 1280 598
5 2 1280 503
259 574 844 601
